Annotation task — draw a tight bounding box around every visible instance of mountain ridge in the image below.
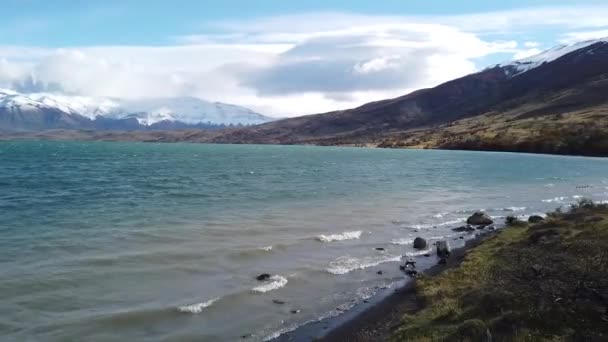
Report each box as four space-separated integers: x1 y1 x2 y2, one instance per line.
2 38 608 156
0 90 274 131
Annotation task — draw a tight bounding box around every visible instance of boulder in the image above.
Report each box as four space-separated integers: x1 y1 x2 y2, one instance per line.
528 215 544 224
467 212 493 226
436 240 451 258
404 269 419 277
413 237 428 249
256 274 271 281
453 225 476 232
375 247 386 251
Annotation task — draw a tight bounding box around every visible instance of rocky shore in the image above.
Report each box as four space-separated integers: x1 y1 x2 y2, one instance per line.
278 202 608 341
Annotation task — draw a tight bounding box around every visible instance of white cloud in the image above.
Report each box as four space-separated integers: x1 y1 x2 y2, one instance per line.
559 29 608 44
2 6 608 117
524 41 540 48
513 48 543 60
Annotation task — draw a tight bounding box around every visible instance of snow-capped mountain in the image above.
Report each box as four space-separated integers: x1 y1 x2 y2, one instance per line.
0 89 274 131
500 37 608 77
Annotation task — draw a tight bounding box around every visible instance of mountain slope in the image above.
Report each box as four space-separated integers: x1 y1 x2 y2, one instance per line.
212 38 608 155
0 90 273 131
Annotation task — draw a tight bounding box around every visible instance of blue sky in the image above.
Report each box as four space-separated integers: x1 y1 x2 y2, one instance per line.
2 1 608 116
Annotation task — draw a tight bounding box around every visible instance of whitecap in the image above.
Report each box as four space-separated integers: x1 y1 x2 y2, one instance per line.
258 246 273 252
405 248 433 257
433 212 448 218
316 231 362 242
390 238 415 245
409 218 466 230
327 255 402 275
542 196 568 203
252 275 288 293
503 206 526 212
178 297 220 314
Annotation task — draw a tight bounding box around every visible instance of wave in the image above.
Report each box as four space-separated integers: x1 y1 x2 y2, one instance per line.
542 196 568 203
327 255 402 275
390 238 415 245
433 212 448 218
178 297 220 314
258 246 273 252
503 206 526 212
409 218 466 230
261 283 390 341
252 275 288 293
405 248 433 257
316 231 362 242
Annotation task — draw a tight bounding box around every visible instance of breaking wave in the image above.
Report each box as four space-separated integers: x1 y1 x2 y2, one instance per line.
327 255 402 275
390 238 415 245
316 231 362 242
252 275 288 293
178 297 220 314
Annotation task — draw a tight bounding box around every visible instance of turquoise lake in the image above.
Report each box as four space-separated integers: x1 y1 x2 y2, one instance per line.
1 141 608 341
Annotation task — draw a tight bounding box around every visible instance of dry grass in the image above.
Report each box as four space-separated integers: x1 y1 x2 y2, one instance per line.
392 202 608 341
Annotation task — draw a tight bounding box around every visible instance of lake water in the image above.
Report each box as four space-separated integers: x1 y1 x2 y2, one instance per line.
1 141 607 341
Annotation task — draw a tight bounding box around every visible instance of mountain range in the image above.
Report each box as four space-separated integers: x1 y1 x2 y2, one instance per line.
207 37 608 155
0 90 274 131
3 38 608 156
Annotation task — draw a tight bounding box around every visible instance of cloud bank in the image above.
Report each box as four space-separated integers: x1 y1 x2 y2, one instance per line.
2 6 608 116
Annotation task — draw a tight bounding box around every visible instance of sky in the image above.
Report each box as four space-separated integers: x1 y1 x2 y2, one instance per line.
2 0 608 117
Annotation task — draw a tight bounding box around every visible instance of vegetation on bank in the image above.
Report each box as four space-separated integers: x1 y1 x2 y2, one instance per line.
376 107 608 157
393 200 608 341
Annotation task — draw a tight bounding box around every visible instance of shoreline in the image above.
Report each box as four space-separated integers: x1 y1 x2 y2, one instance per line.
2 135 608 159
274 232 495 342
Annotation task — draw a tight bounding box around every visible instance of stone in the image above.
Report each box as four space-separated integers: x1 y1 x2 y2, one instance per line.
438 257 448 265
413 237 428 249
256 274 271 281
405 259 416 268
272 299 286 305
467 212 494 226
452 226 468 232
377 270 383 275
375 247 386 251
290 309 301 314
405 269 419 277
436 240 451 258
528 215 545 224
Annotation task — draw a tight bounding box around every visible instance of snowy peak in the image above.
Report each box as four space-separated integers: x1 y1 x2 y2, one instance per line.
501 37 608 77
0 89 274 128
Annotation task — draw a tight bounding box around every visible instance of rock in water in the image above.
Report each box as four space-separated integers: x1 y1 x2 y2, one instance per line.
436 240 451 258
413 237 428 249
528 215 544 223
467 212 493 226
256 274 271 281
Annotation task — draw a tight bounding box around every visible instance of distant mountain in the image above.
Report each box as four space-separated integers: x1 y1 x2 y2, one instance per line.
0 89 274 131
210 38 608 155
4 38 608 156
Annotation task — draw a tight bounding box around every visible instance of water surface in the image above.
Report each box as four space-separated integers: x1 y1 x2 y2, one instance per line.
1 141 607 341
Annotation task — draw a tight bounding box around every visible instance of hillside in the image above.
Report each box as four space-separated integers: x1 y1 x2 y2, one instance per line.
3 39 608 156
209 38 608 155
